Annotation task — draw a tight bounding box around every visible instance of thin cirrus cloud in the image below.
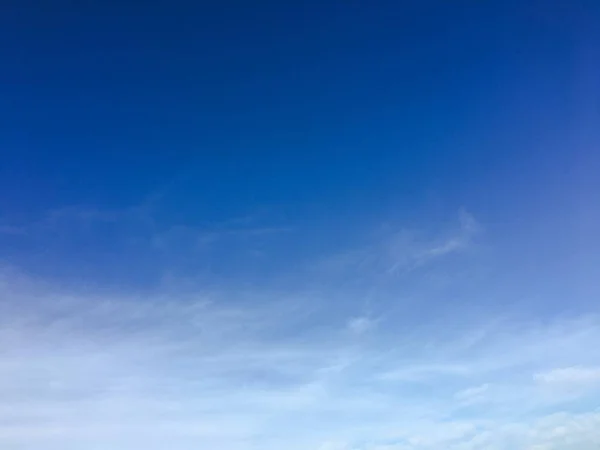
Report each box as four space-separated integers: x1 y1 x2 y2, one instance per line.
534 366 600 385
1 259 600 448
0 210 599 449
312 209 481 283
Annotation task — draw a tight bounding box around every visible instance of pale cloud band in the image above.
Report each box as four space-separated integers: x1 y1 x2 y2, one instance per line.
1 266 600 450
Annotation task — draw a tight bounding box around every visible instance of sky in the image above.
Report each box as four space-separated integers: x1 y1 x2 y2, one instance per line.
1 1 600 449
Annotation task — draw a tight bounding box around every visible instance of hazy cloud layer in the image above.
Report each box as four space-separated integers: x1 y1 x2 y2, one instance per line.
1 265 599 449
0 209 598 449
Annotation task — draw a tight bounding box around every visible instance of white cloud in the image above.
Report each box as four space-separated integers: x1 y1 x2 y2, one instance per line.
1 269 600 450
454 383 490 402
407 209 480 268
313 209 481 279
535 366 600 384
378 363 472 381
347 316 376 335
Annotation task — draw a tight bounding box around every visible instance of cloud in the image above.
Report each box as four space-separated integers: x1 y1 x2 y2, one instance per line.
378 363 472 382
310 412 600 450
347 316 376 335
313 209 481 281
0 267 599 449
454 383 490 403
535 366 600 385
0 204 294 284
388 209 480 273
0 224 27 235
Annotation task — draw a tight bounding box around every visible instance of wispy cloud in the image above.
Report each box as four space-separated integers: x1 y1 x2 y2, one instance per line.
535 366 600 385
386 209 480 274
454 383 490 402
346 315 377 335
0 205 598 449
0 224 27 235
313 209 481 281
1 267 599 449
0 203 293 282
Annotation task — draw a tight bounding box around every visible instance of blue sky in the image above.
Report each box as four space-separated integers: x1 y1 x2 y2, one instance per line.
1 1 600 449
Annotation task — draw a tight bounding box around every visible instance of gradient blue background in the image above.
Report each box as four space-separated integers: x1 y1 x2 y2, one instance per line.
1 2 600 449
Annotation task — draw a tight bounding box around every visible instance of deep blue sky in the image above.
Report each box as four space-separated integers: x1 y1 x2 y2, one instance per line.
2 1 599 287
1 1 596 214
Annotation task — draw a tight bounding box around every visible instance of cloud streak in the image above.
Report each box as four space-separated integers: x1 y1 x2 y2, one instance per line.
0 207 598 449
312 209 481 283
535 366 600 385
1 266 599 449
